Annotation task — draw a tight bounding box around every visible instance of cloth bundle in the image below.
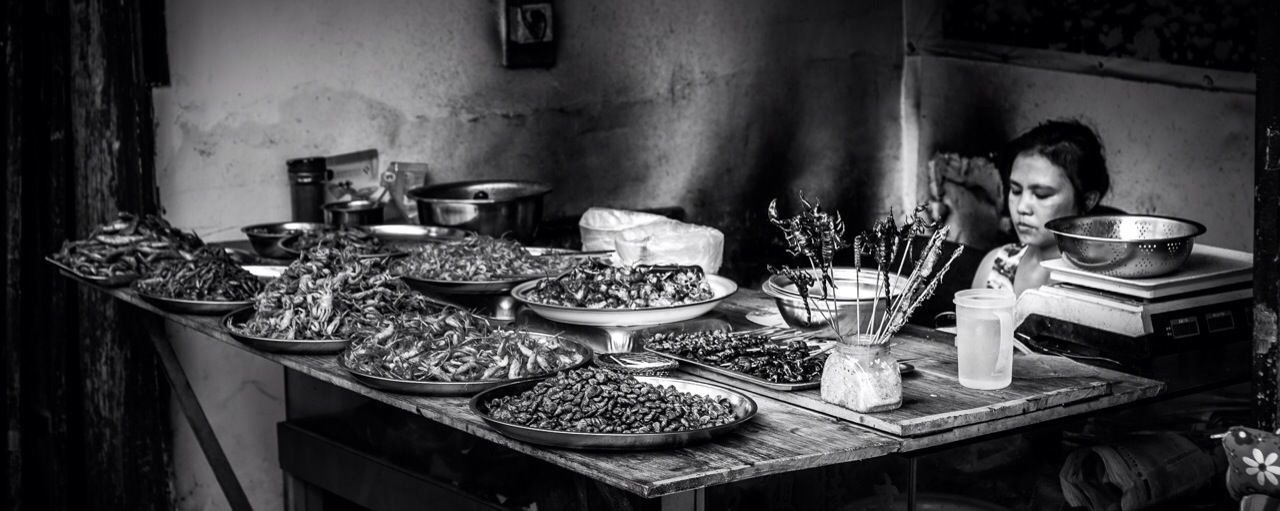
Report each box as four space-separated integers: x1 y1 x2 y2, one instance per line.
1059 433 1218 510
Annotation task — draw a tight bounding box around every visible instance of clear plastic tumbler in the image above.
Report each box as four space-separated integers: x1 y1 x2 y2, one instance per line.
953 289 1016 390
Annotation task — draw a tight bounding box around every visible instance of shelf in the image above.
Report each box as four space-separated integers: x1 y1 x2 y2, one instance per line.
908 38 1255 94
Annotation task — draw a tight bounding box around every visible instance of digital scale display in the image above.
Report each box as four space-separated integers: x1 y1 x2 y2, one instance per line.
1152 299 1250 341
1165 317 1200 339
1206 311 1236 333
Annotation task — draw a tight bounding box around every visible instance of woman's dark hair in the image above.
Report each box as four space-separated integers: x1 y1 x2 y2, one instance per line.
996 119 1110 212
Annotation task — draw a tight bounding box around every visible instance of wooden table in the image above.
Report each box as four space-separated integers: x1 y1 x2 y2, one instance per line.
77 279 1165 511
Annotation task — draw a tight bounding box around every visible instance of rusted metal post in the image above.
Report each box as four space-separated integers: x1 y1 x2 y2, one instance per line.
1255 0 1280 430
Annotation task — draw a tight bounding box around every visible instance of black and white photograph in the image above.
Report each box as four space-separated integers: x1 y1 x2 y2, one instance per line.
2 0 1275 510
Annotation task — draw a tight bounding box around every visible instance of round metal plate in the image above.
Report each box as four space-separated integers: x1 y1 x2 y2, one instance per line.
470 375 757 451
510 275 738 327
221 307 350 354
137 293 253 315
45 256 139 287
337 334 593 396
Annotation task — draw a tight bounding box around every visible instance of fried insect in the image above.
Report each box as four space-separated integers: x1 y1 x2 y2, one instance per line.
133 246 263 301
391 235 576 281
341 309 584 382
485 368 737 434
284 228 385 255
232 248 439 340
645 331 825 384
52 212 203 278
527 260 714 309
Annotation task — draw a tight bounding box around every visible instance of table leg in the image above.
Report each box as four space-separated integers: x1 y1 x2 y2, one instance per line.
142 316 255 511
660 488 706 511
907 457 917 511
285 474 325 511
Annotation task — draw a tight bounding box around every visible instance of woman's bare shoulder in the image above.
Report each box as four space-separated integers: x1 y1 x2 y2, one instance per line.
971 247 1002 289
971 243 1024 289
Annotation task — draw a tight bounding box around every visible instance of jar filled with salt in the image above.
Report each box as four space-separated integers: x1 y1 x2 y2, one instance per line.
820 335 902 413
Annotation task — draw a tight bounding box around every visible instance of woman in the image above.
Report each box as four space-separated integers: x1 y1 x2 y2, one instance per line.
971 120 1112 295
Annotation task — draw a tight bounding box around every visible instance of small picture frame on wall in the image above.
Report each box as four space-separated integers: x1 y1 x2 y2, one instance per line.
501 0 555 69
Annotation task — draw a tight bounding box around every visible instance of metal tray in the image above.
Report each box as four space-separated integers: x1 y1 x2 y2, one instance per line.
222 307 350 354
361 224 473 244
510 275 739 327
45 256 139 287
137 292 253 316
470 376 757 451
643 347 821 392
397 247 578 295
337 334 594 396
644 343 915 393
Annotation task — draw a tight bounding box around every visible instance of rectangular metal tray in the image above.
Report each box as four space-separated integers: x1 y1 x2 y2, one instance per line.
642 347 820 392
44 256 139 287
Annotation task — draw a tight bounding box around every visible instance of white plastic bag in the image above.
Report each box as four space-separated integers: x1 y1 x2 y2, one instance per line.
614 220 724 274
578 207 670 251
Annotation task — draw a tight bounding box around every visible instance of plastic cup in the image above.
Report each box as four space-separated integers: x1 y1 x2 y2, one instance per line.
953 289 1016 390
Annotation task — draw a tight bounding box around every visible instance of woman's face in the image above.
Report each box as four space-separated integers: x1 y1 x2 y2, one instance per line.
1008 153 1079 248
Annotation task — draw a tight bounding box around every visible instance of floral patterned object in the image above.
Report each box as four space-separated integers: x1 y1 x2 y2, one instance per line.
1222 426 1280 500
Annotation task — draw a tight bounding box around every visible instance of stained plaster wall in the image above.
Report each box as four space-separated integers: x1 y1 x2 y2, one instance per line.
912 56 1255 252
154 0 906 509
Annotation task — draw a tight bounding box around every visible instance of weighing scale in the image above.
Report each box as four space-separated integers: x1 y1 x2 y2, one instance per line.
1015 245 1253 369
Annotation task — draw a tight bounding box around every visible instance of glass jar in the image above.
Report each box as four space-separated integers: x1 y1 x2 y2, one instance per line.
820 336 902 413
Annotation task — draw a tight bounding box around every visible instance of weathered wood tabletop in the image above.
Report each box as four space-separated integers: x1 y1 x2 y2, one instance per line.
84 281 1164 498
711 294 1164 440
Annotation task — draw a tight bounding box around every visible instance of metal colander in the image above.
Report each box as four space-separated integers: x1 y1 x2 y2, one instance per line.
1044 214 1206 278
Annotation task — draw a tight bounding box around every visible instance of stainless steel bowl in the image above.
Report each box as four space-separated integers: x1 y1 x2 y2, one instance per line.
408 180 551 242
762 268 905 337
323 199 385 227
1045 214 1206 278
240 222 328 259
470 375 757 450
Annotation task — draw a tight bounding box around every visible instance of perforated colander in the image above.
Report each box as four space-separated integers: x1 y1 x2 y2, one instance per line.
1044 214 1206 279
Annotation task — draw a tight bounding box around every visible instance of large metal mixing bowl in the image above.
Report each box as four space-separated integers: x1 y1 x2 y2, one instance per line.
1045 214 1206 278
408 180 551 242
762 268 905 337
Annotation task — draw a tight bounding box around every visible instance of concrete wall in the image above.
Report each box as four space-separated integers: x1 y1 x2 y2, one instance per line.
155 1 906 509
911 56 1255 251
